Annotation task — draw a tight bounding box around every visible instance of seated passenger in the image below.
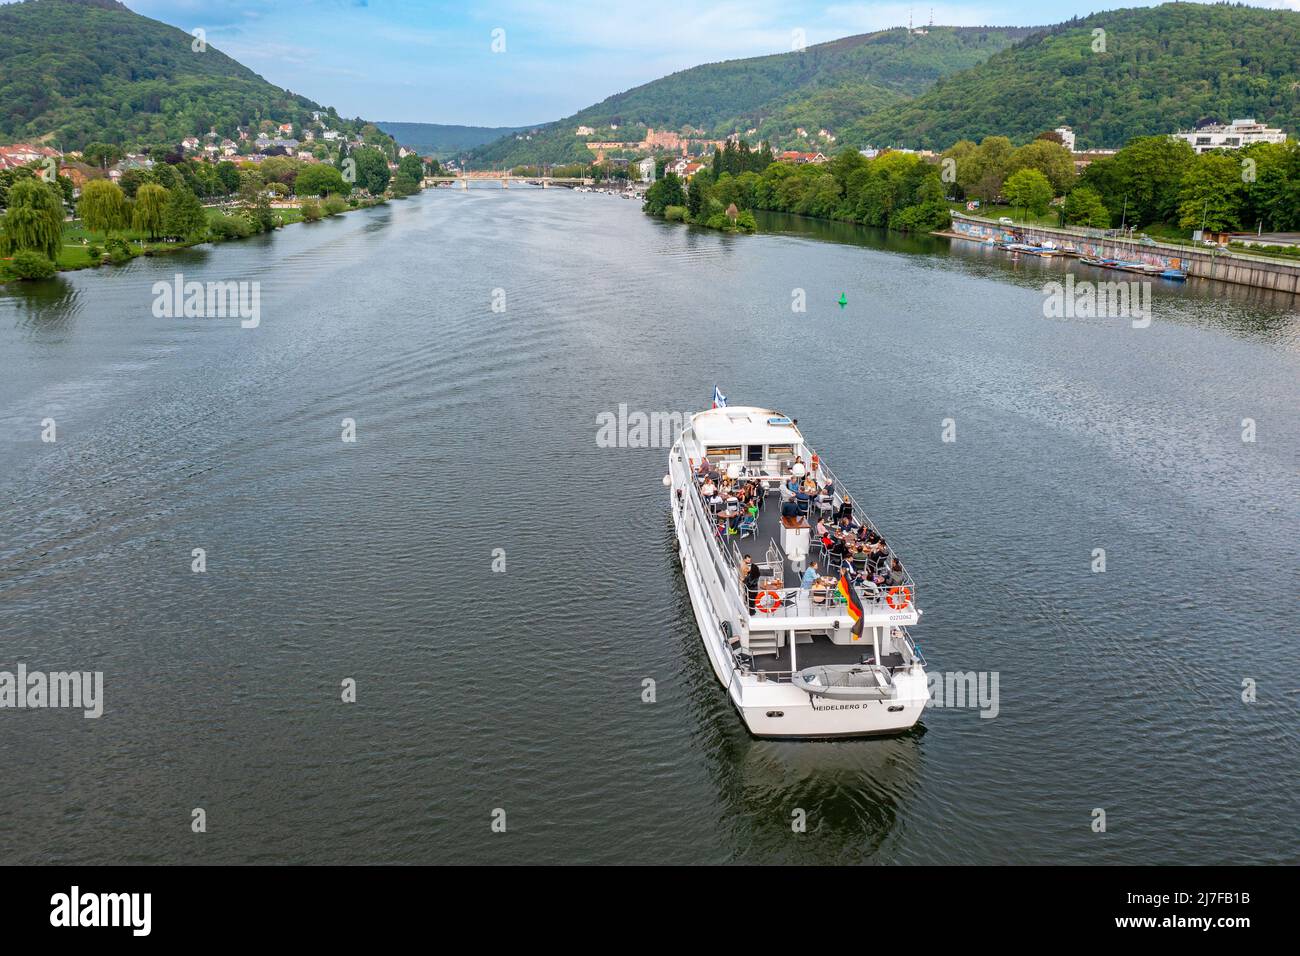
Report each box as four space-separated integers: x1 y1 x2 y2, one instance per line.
887 558 906 588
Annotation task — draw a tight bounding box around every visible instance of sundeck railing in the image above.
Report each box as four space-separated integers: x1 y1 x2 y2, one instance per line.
746 584 918 624
673 436 748 630
803 452 918 604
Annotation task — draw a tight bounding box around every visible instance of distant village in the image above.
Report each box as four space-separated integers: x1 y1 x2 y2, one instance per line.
537 116 1288 184
0 110 441 199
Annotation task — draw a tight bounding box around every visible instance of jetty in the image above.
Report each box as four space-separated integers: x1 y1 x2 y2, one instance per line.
940 213 1300 294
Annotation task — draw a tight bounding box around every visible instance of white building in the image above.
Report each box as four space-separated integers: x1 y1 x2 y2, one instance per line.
636 156 655 182
1172 118 1286 154
1055 126 1076 151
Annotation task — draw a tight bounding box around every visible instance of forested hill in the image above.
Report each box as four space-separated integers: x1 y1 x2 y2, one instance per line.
468 25 1037 168
0 0 372 149
375 122 529 158
846 3 1300 149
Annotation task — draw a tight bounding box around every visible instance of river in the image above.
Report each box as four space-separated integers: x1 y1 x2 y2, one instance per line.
1 188 1296 864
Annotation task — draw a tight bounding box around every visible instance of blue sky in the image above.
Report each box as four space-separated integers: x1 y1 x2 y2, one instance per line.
118 0 1299 126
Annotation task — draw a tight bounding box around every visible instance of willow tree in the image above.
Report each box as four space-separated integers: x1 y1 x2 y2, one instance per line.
77 179 129 234
0 178 64 261
132 183 168 240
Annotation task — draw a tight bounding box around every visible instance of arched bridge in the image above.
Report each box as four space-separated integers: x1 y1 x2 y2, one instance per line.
422 174 595 189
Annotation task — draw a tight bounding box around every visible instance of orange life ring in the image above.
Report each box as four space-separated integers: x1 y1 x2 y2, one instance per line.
886 586 912 610
755 590 783 613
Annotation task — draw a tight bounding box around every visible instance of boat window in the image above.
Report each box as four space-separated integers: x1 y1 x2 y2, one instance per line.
706 445 741 459
746 445 764 463
768 444 794 458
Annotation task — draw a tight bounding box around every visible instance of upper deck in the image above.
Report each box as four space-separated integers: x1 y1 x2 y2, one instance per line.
675 411 921 631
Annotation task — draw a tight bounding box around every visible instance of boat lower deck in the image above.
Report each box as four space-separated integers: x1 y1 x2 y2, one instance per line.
752 630 906 677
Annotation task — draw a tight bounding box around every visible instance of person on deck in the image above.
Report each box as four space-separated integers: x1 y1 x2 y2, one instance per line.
886 558 906 588
740 556 762 613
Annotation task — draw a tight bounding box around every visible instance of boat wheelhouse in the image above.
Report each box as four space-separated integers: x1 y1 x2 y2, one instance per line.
667 406 929 738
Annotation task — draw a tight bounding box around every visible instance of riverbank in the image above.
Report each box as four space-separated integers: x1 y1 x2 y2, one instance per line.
0 194 391 283
945 212 1300 293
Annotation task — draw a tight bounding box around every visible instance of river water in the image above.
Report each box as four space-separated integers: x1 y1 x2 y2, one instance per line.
1 188 1296 864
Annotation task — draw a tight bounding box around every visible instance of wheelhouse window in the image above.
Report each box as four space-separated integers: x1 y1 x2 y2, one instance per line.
706 445 741 460
768 444 795 458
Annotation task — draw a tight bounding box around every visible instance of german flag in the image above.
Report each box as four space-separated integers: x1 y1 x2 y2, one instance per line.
837 566 865 642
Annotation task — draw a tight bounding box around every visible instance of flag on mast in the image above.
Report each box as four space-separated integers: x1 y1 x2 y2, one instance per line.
712 385 727 409
837 565 865 642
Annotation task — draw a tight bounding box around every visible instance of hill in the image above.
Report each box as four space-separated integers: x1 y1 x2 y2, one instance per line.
375 122 530 158
467 25 1037 168
846 3 1300 149
0 0 377 150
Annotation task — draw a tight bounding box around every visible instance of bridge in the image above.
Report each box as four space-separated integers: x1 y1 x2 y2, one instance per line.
422 174 594 189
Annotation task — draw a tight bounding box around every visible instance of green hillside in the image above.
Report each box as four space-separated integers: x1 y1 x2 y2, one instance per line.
0 0 373 150
848 3 1300 149
468 25 1036 168
375 122 529 158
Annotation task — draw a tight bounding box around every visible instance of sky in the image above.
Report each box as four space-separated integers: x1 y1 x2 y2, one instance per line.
115 0 1300 127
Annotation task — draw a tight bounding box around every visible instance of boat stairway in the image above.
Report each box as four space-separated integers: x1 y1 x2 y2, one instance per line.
747 632 780 657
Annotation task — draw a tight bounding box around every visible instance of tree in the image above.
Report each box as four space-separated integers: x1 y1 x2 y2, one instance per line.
397 154 423 183
349 148 390 194
1081 136 1192 227
0 178 64 260
215 161 241 195
1006 139 1076 195
642 173 685 216
118 168 150 199
81 142 124 170
1062 186 1110 228
77 179 129 233
162 187 207 240
891 175 951 232
686 175 709 220
1003 168 1053 217
295 164 349 197
10 250 57 279
1177 153 1244 232
390 173 420 197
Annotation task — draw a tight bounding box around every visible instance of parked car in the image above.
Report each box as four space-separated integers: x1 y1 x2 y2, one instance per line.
1139 235 1156 246
998 216 1014 226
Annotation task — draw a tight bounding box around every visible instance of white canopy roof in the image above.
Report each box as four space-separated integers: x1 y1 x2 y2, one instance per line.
690 406 804 447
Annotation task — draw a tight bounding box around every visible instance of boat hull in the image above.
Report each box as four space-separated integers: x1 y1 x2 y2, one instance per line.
668 443 927 739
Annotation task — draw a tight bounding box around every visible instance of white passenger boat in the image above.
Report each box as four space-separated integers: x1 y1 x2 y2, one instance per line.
667 404 929 738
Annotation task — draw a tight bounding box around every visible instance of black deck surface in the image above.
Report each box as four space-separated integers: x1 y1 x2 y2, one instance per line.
756 633 908 675
715 487 828 588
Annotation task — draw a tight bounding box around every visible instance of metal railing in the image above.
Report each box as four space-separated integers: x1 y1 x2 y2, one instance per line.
747 583 914 620
803 452 918 603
